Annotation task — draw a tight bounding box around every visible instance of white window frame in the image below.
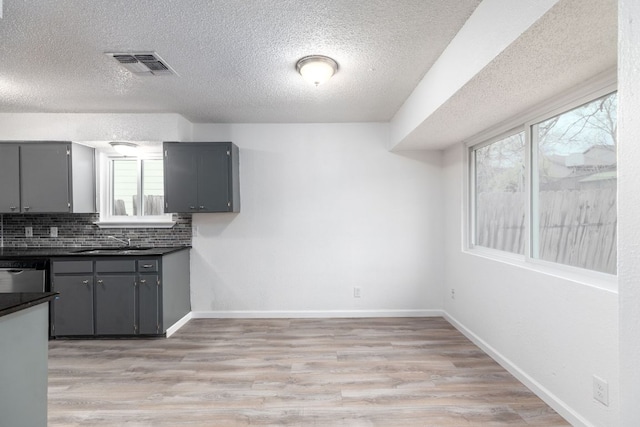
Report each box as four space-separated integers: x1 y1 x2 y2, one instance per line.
94 152 175 229
464 72 617 291
468 127 527 257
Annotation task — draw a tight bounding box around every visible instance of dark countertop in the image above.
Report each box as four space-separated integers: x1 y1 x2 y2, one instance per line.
0 246 190 258
0 292 58 318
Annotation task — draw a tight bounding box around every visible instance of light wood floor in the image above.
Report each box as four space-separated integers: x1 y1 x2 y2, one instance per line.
48 317 569 426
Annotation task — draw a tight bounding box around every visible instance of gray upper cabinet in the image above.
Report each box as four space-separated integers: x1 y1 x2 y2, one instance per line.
0 144 20 212
21 143 71 213
163 141 240 213
0 141 96 213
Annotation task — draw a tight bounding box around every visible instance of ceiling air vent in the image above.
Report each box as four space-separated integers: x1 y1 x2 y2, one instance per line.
105 52 177 76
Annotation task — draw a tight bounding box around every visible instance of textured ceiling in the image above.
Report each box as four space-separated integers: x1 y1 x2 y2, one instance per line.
397 0 617 150
0 0 481 123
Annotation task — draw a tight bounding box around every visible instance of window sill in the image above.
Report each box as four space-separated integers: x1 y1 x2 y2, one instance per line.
464 246 618 293
94 219 176 229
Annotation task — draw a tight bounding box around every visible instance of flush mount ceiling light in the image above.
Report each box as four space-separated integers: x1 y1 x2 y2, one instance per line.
109 141 138 156
296 55 338 86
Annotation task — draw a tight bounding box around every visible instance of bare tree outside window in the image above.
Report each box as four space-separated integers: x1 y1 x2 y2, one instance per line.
474 132 526 254
472 91 617 275
533 92 617 274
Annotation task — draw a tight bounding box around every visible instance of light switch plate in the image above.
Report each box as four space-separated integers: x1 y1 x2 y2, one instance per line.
25 226 33 238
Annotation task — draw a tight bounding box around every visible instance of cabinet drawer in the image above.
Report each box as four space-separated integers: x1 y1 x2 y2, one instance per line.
96 259 136 273
137 259 159 272
53 260 93 274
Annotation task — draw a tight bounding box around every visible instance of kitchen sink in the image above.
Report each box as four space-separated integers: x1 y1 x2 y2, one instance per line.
72 247 154 255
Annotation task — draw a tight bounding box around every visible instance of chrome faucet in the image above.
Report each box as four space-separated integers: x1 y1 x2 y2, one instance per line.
108 235 131 247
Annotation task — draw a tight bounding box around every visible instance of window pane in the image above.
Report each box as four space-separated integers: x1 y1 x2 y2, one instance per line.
112 160 138 216
474 132 526 254
534 92 617 274
141 159 164 215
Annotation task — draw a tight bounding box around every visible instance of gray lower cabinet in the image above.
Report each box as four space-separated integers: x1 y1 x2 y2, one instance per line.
95 275 137 335
51 275 94 336
138 274 160 334
51 255 180 337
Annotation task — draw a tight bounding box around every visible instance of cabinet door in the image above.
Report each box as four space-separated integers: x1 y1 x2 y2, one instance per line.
95 275 136 335
164 144 198 213
0 144 20 213
197 144 231 212
138 274 160 335
51 275 94 336
20 143 71 213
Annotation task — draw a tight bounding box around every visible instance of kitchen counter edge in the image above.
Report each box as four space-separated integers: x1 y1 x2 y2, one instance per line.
0 292 58 318
0 246 191 258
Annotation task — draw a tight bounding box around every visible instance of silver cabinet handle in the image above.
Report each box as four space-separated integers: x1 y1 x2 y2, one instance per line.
97 279 103 284
199 205 205 209
140 279 146 284
189 205 196 209
23 206 30 211
9 206 16 211
82 280 89 285
142 264 153 268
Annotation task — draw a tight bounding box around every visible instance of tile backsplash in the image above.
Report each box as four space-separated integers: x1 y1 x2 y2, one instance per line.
0 213 192 247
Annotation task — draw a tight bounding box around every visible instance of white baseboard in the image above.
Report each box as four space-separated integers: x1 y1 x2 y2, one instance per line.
165 312 193 337
191 309 443 319
443 311 592 427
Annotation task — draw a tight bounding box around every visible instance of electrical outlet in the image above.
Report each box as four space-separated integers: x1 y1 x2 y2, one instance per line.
451 289 456 299
593 375 609 406
353 287 362 298
50 227 58 238
25 226 33 238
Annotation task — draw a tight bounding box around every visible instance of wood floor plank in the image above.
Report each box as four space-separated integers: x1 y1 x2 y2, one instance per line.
48 317 570 426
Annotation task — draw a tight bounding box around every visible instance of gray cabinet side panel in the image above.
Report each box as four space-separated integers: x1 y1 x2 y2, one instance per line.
161 249 191 330
0 144 20 212
230 143 241 212
20 143 70 213
0 304 49 427
70 143 97 213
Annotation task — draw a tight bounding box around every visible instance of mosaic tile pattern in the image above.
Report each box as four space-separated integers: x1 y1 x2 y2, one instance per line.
0 213 192 247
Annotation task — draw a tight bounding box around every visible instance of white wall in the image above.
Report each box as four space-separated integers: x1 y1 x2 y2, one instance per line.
617 0 640 424
0 113 192 142
188 123 443 316
442 144 619 427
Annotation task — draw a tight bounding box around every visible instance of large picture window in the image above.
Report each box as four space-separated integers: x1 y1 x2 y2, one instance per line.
532 92 617 274
469 90 617 275
472 132 526 254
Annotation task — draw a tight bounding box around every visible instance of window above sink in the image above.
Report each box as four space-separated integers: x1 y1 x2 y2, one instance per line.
83 141 176 229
